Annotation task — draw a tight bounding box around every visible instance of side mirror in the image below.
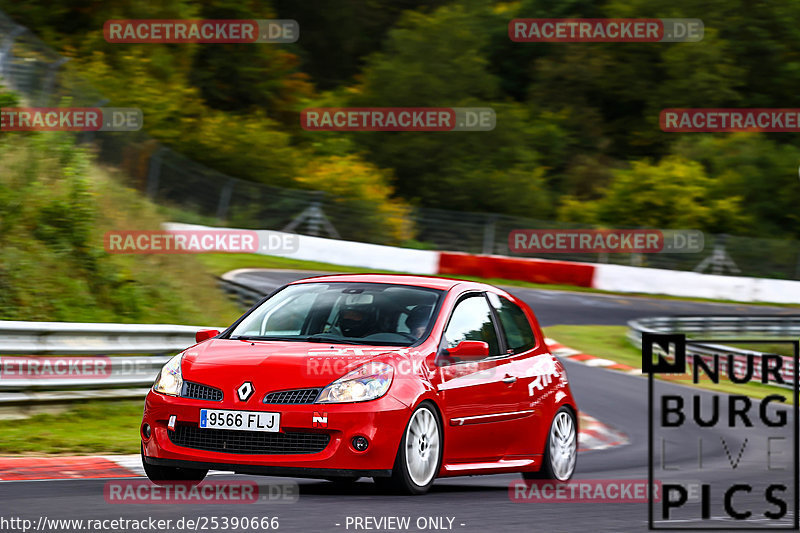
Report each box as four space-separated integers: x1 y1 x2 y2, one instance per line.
195 329 220 343
439 340 489 365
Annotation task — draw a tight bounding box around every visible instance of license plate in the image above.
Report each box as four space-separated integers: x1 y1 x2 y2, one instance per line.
199 409 280 432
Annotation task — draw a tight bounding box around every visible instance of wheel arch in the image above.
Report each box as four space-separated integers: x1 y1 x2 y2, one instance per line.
409 394 446 471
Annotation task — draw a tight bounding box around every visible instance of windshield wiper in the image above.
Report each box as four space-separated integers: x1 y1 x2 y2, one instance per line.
228 334 407 346
304 335 412 346
229 334 365 345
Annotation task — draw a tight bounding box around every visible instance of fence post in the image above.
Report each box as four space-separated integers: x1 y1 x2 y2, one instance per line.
482 215 497 255
283 192 341 239
38 56 68 106
146 147 163 199
794 249 800 280
216 179 234 222
693 235 740 275
79 98 108 144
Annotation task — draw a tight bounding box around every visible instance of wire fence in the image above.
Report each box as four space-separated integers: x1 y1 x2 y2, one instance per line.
2 10 800 280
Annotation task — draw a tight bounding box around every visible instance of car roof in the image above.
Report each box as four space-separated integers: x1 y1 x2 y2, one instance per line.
290 273 483 291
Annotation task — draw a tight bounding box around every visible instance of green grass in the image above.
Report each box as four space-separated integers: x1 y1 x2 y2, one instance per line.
735 343 796 357
543 325 794 402
0 400 143 455
198 254 799 307
198 253 369 277
0 133 241 327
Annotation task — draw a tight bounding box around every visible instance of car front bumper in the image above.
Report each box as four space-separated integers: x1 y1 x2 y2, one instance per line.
141 390 410 476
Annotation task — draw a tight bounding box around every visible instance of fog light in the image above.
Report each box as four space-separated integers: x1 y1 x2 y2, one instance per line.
352 436 369 452
142 423 151 440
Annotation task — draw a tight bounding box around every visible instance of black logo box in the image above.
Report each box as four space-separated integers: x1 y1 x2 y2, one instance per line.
643 333 799 530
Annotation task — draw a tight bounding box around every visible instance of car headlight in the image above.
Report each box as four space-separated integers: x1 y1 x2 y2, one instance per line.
316 362 394 403
153 353 183 396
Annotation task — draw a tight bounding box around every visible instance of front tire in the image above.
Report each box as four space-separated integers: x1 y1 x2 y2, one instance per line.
374 402 442 495
141 445 207 486
523 407 577 482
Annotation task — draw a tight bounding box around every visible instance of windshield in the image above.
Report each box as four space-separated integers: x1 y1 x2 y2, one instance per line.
227 282 442 346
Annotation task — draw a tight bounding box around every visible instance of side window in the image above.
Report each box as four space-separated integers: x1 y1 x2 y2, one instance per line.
488 293 537 353
443 295 500 357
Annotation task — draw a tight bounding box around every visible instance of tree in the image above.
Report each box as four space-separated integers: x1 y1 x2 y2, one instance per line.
559 156 751 234
271 0 449 89
672 133 800 238
295 155 413 244
345 1 558 217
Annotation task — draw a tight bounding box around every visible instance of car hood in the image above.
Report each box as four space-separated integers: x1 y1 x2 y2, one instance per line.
181 338 411 393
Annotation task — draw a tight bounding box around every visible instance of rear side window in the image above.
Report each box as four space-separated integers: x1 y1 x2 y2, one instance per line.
488 293 537 353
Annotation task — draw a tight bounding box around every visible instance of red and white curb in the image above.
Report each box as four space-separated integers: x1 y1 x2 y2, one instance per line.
0 455 226 481
545 337 641 375
541 337 631 452
577 413 628 452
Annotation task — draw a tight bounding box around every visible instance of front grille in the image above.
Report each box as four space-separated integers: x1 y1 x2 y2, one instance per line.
182 382 223 401
168 425 330 455
263 388 322 404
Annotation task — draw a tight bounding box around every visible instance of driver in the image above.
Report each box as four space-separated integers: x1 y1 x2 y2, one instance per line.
404 305 432 339
338 304 378 338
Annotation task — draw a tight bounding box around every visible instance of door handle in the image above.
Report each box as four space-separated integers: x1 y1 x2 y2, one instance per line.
502 375 517 384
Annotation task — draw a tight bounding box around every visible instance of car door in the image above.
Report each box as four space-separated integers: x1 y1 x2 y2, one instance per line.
435 292 529 464
487 292 554 457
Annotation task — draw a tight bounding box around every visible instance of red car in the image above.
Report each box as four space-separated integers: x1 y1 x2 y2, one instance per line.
141 274 578 494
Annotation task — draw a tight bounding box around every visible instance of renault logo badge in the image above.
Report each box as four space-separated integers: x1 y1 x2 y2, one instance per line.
237 381 254 402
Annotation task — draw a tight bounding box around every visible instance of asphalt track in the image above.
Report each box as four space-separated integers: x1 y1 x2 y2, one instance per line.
2 270 798 533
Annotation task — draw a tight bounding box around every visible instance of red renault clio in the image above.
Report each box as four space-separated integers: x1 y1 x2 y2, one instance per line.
141 274 578 494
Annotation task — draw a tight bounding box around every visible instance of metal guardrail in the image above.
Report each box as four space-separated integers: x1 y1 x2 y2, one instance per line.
628 315 800 341
0 321 222 405
627 316 799 389
3 313 797 406
0 280 267 409
217 277 266 309
0 320 209 355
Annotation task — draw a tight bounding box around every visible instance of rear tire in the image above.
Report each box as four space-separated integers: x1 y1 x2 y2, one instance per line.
374 402 442 495
522 407 577 482
141 445 207 486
